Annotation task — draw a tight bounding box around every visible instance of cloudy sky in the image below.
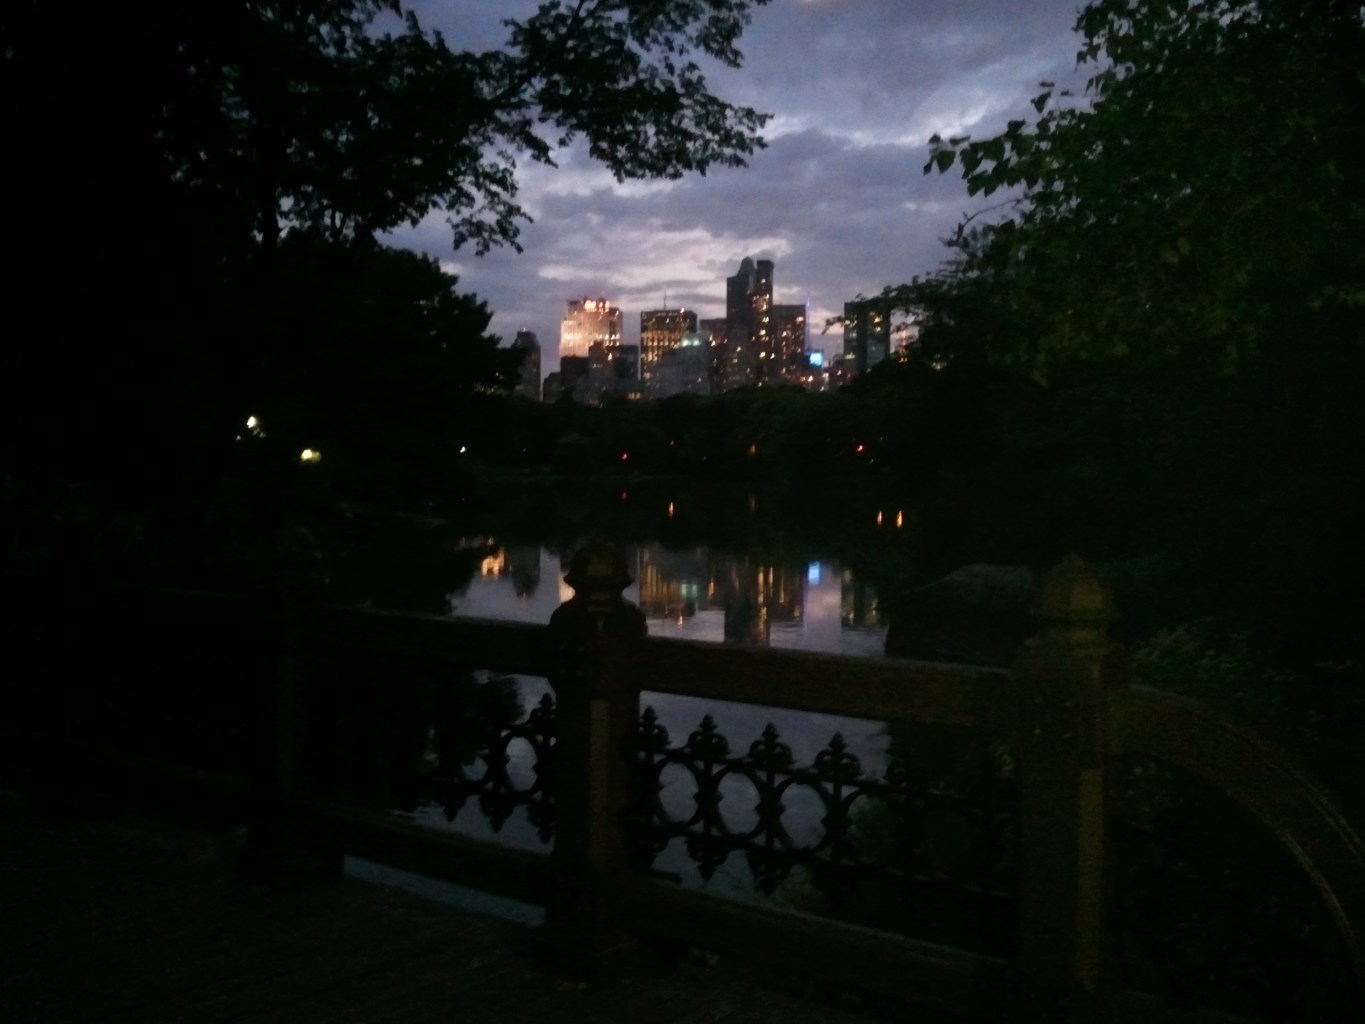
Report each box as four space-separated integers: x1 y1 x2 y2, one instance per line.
389 0 1089 372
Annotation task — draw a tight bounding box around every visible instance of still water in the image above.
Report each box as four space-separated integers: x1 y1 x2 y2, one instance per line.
397 538 899 897
446 541 889 657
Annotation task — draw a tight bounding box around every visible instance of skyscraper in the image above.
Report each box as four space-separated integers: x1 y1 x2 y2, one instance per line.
586 341 640 403
560 298 622 361
699 317 728 391
843 299 892 374
511 328 541 400
640 307 698 395
654 330 711 397
722 257 773 390
770 302 808 385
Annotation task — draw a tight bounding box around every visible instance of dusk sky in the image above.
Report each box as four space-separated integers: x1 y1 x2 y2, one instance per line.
388 1 1089 372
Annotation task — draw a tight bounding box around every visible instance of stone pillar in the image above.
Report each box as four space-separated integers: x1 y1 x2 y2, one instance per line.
542 540 647 976
238 524 341 886
1011 555 1129 1021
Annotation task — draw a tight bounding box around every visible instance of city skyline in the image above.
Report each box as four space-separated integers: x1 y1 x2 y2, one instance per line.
548 254 821 400
388 0 1088 374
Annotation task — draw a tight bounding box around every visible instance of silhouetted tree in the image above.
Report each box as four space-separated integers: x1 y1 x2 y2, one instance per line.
899 0 1364 379
259 232 515 456
874 0 1365 656
1 0 774 565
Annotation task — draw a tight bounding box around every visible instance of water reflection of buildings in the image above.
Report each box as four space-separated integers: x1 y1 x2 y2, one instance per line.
480 543 542 598
632 545 805 646
635 547 708 621
453 541 887 655
841 569 883 629
717 559 804 645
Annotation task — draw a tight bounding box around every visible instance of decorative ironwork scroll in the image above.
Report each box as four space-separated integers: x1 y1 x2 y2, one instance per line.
422 684 557 843
310 657 557 844
625 706 1019 954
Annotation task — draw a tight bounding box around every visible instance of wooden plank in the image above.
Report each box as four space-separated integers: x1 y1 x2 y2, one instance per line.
629 637 1015 729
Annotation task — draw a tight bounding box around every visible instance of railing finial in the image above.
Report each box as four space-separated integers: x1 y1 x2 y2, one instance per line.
563 538 634 597
1035 553 1116 651
556 539 645 641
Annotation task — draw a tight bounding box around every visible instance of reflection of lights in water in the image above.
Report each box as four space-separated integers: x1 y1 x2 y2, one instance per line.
876 510 883 526
667 501 675 518
896 510 904 528
450 546 885 657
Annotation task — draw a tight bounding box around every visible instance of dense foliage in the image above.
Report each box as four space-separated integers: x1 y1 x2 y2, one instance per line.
906 0 1364 379
859 0 1365 661
0 0 773 565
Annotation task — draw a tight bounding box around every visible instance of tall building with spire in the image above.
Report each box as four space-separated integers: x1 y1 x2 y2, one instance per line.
640 307 698 395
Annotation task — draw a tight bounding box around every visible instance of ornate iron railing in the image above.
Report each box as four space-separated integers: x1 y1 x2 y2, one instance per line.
625 707 1018 954
4 549 1364 1024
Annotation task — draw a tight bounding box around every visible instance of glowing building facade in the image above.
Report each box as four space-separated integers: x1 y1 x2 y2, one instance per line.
560 298 622 361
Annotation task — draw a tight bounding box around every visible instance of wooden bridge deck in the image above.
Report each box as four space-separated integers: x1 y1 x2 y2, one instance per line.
1 800 917 1024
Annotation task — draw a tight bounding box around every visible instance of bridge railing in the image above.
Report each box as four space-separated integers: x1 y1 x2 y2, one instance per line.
4 544 1362 1023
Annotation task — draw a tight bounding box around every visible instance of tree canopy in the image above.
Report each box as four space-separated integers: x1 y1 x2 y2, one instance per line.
260 232 518 453
893 0 1364 380
872 0 1365 659
7 0 772 257
0 0 774 536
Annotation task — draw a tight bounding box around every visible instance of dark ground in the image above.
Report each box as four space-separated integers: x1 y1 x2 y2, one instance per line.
0 797 927 1024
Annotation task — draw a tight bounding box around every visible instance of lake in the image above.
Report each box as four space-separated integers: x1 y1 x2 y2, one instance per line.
446 540 889 657
389 538 902 890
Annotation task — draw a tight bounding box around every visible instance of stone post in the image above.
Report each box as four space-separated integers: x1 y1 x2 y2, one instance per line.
1011 555 1129 1021
238 524 341 885
542 539 647 976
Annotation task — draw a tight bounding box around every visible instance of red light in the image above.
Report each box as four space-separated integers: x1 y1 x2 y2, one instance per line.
620 452 628 461
855 444 864 453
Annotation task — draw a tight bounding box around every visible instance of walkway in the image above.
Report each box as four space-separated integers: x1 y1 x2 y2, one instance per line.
1 799 919 1024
